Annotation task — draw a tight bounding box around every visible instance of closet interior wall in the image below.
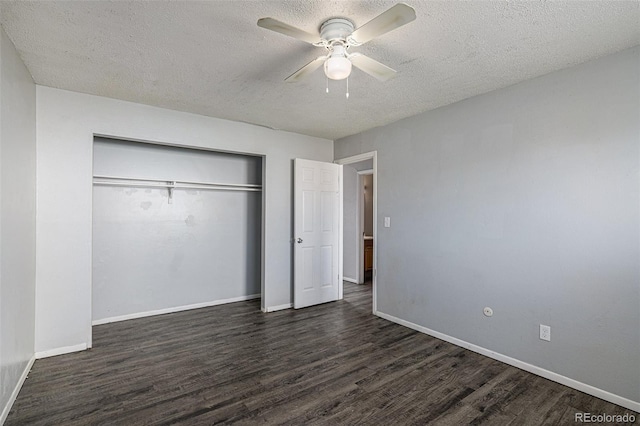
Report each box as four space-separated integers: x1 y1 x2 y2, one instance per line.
92 137 262 323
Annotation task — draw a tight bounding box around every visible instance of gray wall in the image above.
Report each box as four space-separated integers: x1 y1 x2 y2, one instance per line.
335 47 640 405
92 139 261 321
0 24 36 420
343 165 358 282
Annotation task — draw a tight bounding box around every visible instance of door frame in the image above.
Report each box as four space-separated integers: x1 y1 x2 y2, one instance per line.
335 151 378 314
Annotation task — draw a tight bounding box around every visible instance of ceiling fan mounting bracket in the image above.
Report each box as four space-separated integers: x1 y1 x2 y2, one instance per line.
319 18 355 45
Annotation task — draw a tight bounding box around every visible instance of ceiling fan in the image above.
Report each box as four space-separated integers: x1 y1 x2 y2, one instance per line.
257 3 416 83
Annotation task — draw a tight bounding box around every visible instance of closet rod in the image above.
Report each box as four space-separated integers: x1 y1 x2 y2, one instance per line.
93 176 261 192
93 174 261 189
93 181 261 192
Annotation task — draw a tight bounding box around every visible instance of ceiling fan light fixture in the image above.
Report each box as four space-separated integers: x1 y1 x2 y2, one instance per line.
324 44 351 80
324 55 352 80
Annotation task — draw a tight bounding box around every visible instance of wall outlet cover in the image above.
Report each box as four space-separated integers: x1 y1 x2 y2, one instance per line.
540 324 551 341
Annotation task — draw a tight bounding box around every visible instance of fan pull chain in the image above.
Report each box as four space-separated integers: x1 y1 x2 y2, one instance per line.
326 77 329 94
346 76 349 99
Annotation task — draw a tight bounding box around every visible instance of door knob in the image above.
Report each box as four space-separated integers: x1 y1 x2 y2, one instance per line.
296 238 303 243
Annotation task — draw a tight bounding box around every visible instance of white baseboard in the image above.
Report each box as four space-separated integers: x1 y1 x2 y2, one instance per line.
92 294 261 326
343 277 358 284
376 311 640 413
35 343 88 359
265 303 292 312
1 355 35 424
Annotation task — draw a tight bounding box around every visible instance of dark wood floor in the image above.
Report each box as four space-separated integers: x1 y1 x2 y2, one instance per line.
7 282 638 425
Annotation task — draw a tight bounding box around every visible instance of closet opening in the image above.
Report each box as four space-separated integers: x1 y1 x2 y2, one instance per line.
91 137 263 339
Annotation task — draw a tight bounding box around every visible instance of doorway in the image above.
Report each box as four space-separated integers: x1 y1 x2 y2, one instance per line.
361 172 374 283
335 152 378 314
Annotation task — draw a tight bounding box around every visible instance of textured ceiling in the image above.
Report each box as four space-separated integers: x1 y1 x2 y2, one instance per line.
1 1 638 140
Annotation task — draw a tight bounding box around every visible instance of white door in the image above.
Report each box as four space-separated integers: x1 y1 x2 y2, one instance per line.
294 158 342 309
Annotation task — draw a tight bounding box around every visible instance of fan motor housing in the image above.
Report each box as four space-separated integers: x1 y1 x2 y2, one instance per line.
320 18 355 43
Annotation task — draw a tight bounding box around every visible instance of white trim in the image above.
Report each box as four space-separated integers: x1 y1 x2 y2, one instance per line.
338 165 344 299
265 303 292 312
376 311 640 413
358 173 364 283
0 356 36 424
343 277 358 284
372 153 377 313
260 155 267 313
357 169 374 175
92 294 260 326
89 137 94 350
335 152 375 164
36 343 88 359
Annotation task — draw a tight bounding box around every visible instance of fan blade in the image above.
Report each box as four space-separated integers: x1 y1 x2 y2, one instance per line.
349 3 416 45
257 17 320 44
285 56 328 82
349 53 396 81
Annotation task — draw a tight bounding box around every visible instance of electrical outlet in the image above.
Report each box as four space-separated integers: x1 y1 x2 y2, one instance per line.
540 324 551 341
384 217 391 228
483 307 493 317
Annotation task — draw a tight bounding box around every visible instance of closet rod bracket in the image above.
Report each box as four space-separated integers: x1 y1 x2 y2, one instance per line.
167 181 176 204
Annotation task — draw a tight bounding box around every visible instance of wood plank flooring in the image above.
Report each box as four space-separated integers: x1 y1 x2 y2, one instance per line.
7 283 638 425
